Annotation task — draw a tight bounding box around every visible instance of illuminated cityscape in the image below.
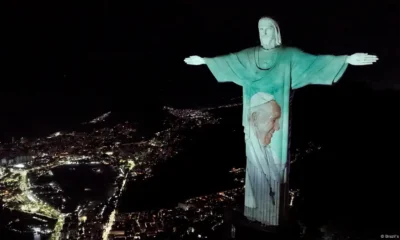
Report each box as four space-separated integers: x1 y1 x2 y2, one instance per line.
0 104 227 239
0 102 327 239
0 101 326 239
108 170 244 239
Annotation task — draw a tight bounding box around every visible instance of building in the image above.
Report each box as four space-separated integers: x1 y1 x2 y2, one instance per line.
0 155 34 166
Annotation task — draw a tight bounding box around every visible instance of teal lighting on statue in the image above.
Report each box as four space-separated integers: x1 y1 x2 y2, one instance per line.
184 16 378 226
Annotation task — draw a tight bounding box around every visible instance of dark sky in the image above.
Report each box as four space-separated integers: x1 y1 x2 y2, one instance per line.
2 0 399 141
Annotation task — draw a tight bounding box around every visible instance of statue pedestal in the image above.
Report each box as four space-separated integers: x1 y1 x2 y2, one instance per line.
222 208 300 240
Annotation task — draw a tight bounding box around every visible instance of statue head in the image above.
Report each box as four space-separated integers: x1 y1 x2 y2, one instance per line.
249 92 281 146
258 17 282 50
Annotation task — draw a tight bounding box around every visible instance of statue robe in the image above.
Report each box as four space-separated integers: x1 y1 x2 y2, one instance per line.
204 46 348 225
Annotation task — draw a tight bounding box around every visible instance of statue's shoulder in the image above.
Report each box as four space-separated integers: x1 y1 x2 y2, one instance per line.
236 46 256 55
278 46 304 59
280 46 300 53
229 47 256 62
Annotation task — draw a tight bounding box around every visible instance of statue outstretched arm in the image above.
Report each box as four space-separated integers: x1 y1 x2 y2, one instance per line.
290 48 378 89
184 51 249 86
290 48 348 89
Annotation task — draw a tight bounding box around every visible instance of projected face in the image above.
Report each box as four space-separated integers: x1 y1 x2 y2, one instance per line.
251 100 281 146
258 18 277 49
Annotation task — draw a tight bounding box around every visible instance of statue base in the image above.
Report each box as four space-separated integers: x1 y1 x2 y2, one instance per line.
221 208 300 240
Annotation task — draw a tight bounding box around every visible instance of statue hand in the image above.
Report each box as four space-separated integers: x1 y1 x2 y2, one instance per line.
184 55 205 65
346 53 378 66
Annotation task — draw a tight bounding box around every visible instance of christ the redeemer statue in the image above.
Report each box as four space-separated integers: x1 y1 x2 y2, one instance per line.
184 17 378 226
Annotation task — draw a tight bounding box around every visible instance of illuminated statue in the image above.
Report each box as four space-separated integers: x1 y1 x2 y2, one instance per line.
184 17 378 226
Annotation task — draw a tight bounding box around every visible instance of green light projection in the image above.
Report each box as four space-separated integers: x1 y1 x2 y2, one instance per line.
184 16 378 226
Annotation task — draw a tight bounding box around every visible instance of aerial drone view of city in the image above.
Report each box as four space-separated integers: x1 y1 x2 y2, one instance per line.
0 103 317 240
3 1 400 239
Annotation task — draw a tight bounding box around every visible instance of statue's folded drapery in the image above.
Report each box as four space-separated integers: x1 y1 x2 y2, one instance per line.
205 46 348 225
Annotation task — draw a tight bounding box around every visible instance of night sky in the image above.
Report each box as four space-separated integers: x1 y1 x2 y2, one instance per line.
2 1 399 143
2 0 400 230
2 1 399 138
1 3 398 139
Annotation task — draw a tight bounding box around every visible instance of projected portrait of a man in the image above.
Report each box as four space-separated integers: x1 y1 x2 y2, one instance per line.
249 92 281 146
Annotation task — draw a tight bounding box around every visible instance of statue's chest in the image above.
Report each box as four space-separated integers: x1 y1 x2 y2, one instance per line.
257 50 277 69
243 47 290 97
247 66 286 96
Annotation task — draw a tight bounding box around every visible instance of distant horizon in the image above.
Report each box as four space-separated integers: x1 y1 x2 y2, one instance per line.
2 82 399 143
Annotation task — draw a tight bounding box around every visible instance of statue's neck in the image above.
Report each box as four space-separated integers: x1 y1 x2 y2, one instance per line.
260 45 276 51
